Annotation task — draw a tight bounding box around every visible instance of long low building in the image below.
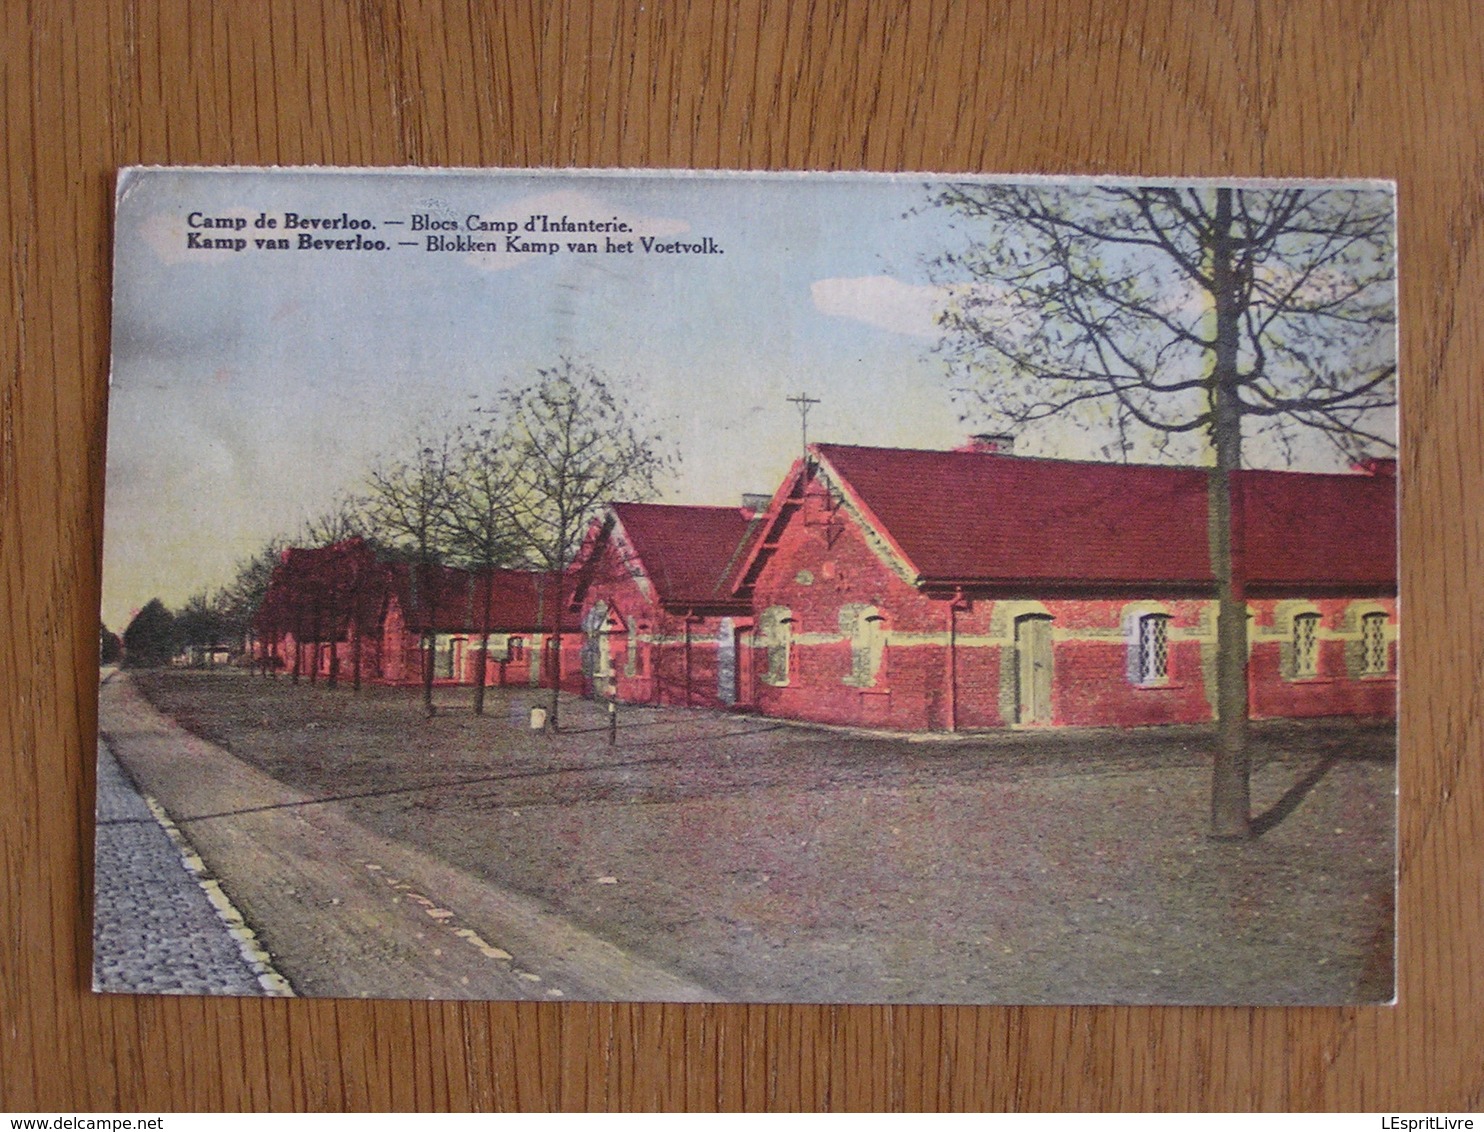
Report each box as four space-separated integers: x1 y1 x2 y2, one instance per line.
252 439 1397 733
566 440 1396 732
251 540 582 691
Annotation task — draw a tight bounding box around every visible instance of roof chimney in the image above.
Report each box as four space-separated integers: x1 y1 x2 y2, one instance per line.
741 492 772 515
957 432 1015 455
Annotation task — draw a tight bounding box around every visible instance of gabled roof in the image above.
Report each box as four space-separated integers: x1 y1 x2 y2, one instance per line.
386 563 577 633
815 443 1214 585
741 443 1394 592
604 502 765 609
253 539 390 637
254 539 577 637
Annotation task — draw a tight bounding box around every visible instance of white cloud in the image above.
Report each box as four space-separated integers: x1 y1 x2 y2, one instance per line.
810 275 969 339
813 275 1032 341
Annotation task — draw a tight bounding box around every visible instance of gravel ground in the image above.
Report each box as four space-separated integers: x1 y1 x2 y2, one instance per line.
131 669 1395 1004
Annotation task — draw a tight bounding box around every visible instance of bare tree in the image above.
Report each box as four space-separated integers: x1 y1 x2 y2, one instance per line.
365 432 457 716
218 538 286 672
500 360 675 731
298 498 372 549
444 418 522 715
295 498 381 690
929 183 1396 838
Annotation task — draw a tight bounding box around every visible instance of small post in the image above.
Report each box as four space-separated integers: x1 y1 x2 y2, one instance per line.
606 676 618 746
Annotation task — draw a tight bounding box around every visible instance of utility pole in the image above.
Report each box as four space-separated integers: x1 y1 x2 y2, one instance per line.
786 391 821 456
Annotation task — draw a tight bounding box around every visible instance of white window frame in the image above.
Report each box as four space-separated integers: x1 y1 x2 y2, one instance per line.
1361 612 1389 675
1293 612 1321 678
1134 613 1171 685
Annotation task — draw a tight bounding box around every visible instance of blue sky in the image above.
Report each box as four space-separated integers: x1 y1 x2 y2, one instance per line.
102 169 1394 629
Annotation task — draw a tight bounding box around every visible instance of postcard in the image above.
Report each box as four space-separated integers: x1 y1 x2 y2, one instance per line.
96 168 1397 1003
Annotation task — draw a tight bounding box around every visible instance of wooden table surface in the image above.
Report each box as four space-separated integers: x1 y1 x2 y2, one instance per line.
3 0 1480 1112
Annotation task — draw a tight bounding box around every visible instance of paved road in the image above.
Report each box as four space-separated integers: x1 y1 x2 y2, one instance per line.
98 671 711 1001
92 736 289 996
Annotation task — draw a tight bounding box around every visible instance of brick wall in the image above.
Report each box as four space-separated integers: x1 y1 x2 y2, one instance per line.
745 488 1398 732
577 535 743 709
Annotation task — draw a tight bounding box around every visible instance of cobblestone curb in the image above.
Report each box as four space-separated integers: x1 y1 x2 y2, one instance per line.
93 739 294 997
140 794 295 996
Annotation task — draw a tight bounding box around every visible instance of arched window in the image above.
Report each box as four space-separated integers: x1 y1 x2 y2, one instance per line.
628 620 644 677
1361 612 1389 675
759 606 793 686
841 604 887 687
1134 613 1171 685
581 602 612 680
1293 612 1321 678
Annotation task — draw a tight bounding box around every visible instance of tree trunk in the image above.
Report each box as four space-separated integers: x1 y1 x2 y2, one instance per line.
547 571 562 732
351 617 362 692
350 567 363 692
1209 464 1251 837
537 569 563 729
326 600 338 688
473 633 489 715
1208 187 1252 840
684 618 693 706
473 570 491 716
418 563 436 717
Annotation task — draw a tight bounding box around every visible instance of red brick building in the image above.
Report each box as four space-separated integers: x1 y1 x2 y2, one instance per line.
254 444 1396 732
252 539 581 690
729 443 1396 732
377 562 580 690
252 540 390 685
567 502 765 707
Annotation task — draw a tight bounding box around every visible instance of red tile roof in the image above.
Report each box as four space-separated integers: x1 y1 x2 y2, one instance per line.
810 444 1395 590
254 539 576 636
386 563 576 633
254 540 390 637
1239 468 1396 587
610 502 764 608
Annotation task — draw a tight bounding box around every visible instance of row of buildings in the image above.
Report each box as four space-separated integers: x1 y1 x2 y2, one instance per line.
250 439 1397 732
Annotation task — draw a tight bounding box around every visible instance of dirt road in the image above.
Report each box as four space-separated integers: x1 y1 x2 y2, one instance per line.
106 669 1396 1004
99 672 712 1000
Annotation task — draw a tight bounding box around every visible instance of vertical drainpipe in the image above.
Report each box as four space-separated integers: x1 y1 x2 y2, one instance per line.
946 590 960 733
684 613 694 707
646 625 659 706
1233 470 1253 713
685 614 703 703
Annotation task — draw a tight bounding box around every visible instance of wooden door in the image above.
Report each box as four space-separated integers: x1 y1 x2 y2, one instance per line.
1015 614 1054 724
